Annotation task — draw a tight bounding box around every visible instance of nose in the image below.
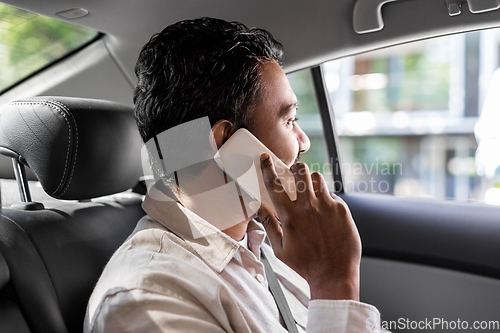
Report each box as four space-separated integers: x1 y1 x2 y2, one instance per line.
295 123 310 153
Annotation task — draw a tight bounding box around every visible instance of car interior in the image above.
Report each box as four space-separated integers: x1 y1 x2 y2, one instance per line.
0 0 500 332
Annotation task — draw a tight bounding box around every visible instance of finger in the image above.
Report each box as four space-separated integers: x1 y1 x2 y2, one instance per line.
291 162 315 201
260 153 292 212
311 172 330 198
329 193 354 218
330 192 344 203
256 202 283 252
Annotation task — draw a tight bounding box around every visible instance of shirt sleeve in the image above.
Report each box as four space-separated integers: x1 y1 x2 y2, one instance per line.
306 299 381 333
86 288 229 333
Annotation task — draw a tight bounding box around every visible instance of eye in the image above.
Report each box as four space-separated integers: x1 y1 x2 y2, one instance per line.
285 117 299 127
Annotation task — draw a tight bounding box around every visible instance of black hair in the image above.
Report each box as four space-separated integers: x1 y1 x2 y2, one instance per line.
133 17 284 143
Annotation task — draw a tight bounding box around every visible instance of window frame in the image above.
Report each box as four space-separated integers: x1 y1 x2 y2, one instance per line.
310 65 345 193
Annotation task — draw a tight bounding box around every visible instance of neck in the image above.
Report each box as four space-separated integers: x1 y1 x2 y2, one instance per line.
221 217 253 241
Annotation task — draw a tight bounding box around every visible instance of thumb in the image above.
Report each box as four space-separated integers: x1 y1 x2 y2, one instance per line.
253 202 283 253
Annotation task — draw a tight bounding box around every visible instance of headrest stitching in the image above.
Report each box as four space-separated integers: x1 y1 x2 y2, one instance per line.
10 99 75 197
44 99 79 197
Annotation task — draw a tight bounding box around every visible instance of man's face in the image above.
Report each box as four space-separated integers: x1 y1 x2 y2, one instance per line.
249 61 310 167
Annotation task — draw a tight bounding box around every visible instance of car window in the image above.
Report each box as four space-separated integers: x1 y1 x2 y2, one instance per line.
323 28 500 205
287 69 334 191
0 3 99 93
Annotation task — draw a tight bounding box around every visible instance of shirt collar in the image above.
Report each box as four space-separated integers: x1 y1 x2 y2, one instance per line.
142 191 264 273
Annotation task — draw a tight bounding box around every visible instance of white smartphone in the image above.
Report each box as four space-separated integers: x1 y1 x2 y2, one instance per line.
214 128 296 218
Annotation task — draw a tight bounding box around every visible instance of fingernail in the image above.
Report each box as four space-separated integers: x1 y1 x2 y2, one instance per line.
248 201 261 212
260 153 270 161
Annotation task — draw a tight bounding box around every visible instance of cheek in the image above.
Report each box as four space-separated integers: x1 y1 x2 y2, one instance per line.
269 131 299 166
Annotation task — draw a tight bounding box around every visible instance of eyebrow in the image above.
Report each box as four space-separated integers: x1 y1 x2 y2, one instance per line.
278 101 300 118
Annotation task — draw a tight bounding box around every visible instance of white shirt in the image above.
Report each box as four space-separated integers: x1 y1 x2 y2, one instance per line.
84 193 380 332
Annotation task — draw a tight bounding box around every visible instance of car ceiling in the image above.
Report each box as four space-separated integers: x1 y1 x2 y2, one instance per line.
3 0 500 76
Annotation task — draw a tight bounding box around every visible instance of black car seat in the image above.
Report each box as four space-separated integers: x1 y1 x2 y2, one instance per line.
0 97 146 333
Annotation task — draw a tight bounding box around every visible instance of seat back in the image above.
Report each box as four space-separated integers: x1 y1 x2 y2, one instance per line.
0 97 146 333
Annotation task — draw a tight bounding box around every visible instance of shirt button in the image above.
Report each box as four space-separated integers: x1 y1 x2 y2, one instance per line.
255 274 265 283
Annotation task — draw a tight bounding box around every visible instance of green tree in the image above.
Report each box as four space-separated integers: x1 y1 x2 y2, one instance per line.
0 3 97 91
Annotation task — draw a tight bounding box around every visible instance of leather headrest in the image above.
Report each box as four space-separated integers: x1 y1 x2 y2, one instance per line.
0 97 142 200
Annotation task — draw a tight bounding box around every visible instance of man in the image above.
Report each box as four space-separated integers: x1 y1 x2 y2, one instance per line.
85 17 381 332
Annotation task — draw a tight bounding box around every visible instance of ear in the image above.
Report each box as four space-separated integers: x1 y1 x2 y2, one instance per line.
210 120 236 150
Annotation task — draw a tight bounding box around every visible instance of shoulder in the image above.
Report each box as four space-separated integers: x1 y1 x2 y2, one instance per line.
100 215 220 291
88 215 224 308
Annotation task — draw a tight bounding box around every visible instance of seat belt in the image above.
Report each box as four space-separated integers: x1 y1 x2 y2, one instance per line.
260 250 299 333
